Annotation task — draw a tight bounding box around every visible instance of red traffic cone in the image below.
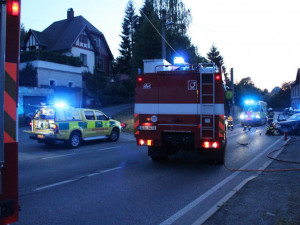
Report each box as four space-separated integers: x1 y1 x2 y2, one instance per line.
284 132 287 141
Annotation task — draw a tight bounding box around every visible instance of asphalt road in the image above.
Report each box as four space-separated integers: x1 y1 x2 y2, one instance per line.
16 120 286 225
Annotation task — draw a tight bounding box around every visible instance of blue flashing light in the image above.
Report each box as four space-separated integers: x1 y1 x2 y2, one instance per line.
174 57 185 65
245 99 255 105
55 102 67 108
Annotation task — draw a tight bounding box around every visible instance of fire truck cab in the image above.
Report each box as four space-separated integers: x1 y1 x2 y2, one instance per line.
134 58 227 164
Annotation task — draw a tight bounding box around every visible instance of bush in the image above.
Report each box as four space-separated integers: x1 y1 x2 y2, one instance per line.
20 50 82 67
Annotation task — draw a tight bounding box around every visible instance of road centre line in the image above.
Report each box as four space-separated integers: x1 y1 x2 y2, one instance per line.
159 136 283 225
191 138 290 225
41 146 121 160
33 166 122 192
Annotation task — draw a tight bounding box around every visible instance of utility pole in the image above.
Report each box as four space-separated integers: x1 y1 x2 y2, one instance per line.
230 68 235 116
0 0 6 169
161 9 166 60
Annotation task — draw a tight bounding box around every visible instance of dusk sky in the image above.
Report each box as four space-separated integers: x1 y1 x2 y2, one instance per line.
21 0 300 91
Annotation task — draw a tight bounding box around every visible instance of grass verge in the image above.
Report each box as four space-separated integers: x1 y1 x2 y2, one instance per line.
112 107 134 134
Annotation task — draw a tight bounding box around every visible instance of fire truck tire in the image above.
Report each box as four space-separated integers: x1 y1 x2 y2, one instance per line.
216 148 225 165
148 146 168 162
68 131 81 148
109 128 120 142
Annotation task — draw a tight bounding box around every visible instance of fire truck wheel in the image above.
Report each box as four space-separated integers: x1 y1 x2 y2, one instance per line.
148 146 168 162
68 131 81 148
216 148 225 165
109 128 120 142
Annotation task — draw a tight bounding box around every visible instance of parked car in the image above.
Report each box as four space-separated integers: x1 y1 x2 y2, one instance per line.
24 106 125 148
276 113 300 135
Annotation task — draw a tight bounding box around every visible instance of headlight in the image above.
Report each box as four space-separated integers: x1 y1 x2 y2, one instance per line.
255 115 260 119
240 114 245 119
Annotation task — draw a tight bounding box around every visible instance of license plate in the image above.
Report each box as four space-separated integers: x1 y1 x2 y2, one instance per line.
138 126 157 130
37 134 44 139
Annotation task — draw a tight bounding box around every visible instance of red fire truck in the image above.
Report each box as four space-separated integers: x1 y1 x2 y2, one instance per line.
134 58 227 164
0 0 20 224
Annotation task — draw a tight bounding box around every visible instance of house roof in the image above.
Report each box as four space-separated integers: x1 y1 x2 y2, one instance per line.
292 69 300 86
24 15 113 59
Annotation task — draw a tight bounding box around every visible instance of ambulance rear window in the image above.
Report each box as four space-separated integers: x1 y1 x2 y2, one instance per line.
66 110 81 121
55 109 82 121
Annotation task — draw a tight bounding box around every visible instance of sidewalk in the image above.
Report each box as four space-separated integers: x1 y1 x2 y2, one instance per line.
204 137 300 225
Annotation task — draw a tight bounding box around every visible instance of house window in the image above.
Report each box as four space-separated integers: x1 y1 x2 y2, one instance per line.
94 37 100 47
80 53 87 66
49 79 56 87
68 82 74 87
79 33 88 44
97 58 104 70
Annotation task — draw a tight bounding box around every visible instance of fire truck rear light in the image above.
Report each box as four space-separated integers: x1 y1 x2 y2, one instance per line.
212 142 219 148
138 77 143 82
203 141 219 149
203 141 210 148
138 139 153 146
215 75 221 80
11 1 20 16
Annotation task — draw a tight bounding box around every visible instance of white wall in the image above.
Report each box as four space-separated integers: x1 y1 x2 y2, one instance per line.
20 60 83 88
70 47 95 73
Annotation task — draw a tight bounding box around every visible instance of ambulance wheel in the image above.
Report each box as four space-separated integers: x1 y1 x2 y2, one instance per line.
69 131 81 149
109 128 120 142
216 148 225 165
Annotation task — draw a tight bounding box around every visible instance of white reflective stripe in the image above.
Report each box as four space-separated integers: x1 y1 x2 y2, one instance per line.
200 104 224 115
134 104 224 115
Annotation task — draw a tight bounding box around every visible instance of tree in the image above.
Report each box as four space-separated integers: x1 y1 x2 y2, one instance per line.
19 63 37 87
207 44 230 85
133 0 162 69
234 77 266 107
20 23 28 49
117 0 138 75
268 81 292 108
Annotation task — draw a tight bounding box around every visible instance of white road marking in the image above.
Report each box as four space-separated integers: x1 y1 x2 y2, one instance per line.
33 166 122 192
41 146 121 160
192 138 290 224
159 136 283 225
34 179 77 191
191 175 257 225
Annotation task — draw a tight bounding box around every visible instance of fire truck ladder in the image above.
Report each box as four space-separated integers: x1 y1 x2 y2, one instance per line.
199 63 216 139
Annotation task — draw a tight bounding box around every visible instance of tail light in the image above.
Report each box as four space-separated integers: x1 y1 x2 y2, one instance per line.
29 122 32 127
202 141 219 149
138 139 154 146
215 75 221 80
120 123 126 128
53 124 59 134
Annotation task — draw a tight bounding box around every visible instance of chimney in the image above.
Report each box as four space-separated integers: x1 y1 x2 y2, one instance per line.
67 8 74 20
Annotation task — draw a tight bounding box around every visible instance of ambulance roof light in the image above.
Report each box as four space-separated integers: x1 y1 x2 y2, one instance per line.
54 102 67 108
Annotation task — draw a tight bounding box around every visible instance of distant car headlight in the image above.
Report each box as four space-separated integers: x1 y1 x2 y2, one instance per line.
240 114 245 119
255 115 260 119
